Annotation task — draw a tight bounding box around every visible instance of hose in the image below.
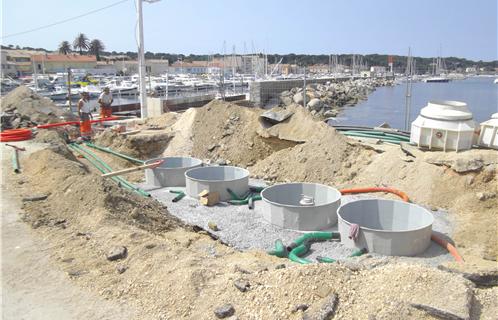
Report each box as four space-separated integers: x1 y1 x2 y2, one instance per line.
341 187 463 262
340 187 410 202
0 129 33 142
85 142 145 164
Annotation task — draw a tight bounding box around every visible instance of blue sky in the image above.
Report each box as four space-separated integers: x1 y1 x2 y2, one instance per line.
2 0 497 61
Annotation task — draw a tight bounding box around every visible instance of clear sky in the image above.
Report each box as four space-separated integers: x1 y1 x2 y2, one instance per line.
2 0 497 61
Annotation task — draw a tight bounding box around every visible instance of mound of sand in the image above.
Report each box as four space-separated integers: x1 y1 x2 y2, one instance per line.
94 130 172 161
1 86 76 128
21 143 183 234
163 100 299 166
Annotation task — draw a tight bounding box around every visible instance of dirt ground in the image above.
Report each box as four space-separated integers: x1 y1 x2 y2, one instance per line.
1 100 497 319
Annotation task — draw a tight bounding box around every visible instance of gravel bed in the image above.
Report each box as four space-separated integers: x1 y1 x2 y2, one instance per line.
139 179 453 266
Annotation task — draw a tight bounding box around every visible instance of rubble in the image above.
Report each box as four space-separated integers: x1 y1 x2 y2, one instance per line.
279 78 395 118
1 86 76 129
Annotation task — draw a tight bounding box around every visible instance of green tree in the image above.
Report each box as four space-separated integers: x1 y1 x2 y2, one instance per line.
58 41 71 55
89 39 105 61
73 33 89 55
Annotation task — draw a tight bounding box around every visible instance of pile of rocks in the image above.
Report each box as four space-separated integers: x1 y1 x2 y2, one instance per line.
0 86 75 129
279 78 394 118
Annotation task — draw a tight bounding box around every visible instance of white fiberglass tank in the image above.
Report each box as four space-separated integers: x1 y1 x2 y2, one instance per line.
478 113 498 149
410 100 477 152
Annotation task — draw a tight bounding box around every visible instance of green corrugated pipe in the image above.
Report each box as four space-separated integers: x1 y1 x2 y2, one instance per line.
288 242 312 264
70 144 150 197
287 232 339 251
350 247 368 257
316 256 336 263
249 186 265 193
77 145 150 197
226 188 250 201
69 144 135 193
341 132 407 144
268 232 339 262
268 239 287 258
85 142 145 164
228 194 262 205
170 190 185 202
12 149 20 173
316 248 368 264
344 130 410 141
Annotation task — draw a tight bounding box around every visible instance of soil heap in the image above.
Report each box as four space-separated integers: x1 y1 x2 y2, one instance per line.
1 86 76 129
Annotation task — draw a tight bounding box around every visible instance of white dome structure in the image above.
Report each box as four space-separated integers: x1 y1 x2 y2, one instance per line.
410 101 478 152
478 113 498 149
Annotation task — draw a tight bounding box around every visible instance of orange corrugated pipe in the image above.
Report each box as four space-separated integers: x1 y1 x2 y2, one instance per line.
339 187 464 263
340 187 410 202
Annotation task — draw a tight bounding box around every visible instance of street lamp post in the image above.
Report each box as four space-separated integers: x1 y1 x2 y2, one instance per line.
136 0 160 119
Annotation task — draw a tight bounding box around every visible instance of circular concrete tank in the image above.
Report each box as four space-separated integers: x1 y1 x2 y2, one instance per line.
261 183 342 231
337 199 434 256
145 157 202 187
185 166 249 201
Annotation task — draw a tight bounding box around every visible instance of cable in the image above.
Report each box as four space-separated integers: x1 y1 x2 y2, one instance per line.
1 0 130 39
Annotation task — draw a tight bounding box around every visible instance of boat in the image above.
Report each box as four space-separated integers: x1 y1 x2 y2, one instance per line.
423 53 450 83
424 76 450 83
105 79 138 96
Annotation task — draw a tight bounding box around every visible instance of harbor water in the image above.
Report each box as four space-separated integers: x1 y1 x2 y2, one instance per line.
335 77 498 129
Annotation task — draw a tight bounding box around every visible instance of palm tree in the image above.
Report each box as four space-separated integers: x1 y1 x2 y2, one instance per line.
73 33 89 55
58 41 71 55
89 39 105 61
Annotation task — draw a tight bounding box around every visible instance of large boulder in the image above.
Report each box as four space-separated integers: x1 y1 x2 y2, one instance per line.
293 92 304 105
307 98 323 111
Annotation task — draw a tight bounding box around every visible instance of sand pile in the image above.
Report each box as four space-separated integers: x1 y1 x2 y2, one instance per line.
1 86 76 129
251 104 375 184
21 142 183 234
163 100 298 166
94 130 172 161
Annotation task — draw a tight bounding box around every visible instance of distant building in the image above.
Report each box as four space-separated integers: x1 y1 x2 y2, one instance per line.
113 59 169 75
308 64 329 74
279 64 298 75
0 49 36 76
240 55 266 76
370 66 387 76
465 67 477 73
31 54 97 73
169 60 209 74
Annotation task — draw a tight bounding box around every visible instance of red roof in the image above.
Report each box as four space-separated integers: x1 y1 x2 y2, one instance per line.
31 54 97 63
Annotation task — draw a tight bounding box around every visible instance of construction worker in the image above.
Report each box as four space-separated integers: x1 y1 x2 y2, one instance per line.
98 87 113 119
78 91 92 140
